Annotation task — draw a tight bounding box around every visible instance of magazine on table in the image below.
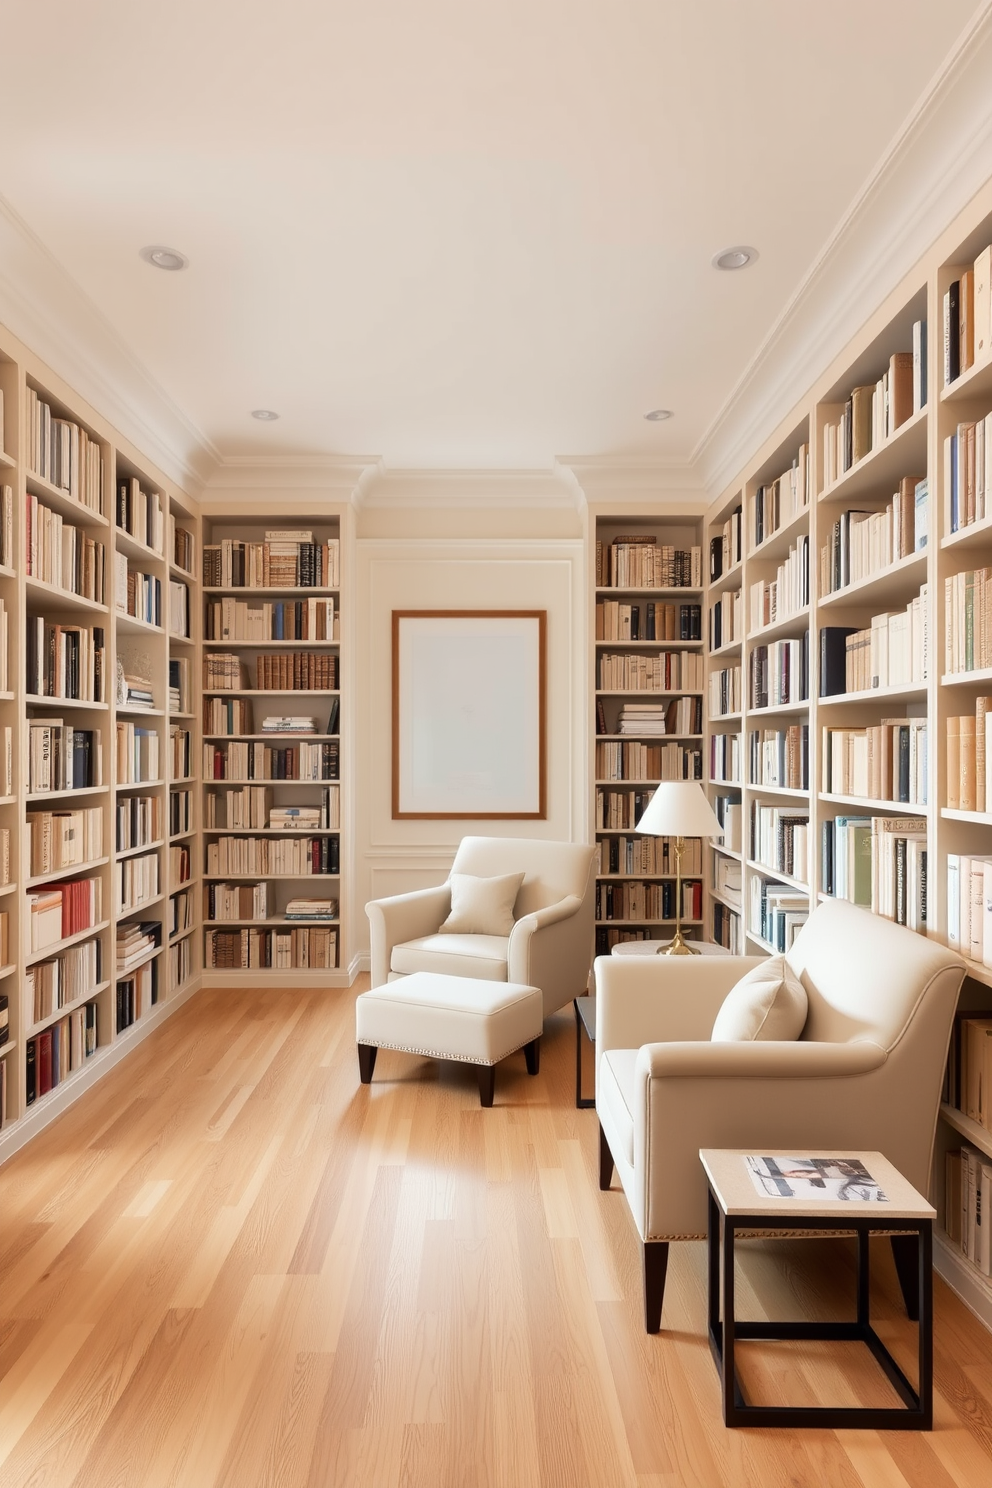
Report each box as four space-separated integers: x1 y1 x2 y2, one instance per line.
745 1155 889 1203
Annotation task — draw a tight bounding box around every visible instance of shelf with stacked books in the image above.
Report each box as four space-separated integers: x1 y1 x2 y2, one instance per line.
592 514 704 953
200 513 343 979
705 489 746 952
166 492 199 998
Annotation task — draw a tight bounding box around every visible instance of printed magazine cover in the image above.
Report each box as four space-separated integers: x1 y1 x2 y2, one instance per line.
746 1155 889 1203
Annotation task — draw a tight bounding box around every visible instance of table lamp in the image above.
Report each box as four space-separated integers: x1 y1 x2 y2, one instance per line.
635 781 724 954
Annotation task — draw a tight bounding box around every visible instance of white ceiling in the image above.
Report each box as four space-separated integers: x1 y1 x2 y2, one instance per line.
0 1 986 484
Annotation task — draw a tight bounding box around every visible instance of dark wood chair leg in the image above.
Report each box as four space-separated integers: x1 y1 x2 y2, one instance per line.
477 1064 496 1107
599 1123 614 1190
890 1233 921 1321
524 1037 540 1075
358 1044 377 1083
643 1241 670 1334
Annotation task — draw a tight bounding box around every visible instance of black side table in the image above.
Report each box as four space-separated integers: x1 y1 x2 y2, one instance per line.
573 995 596 1109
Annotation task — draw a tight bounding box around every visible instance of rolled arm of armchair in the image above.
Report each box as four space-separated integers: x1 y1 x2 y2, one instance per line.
638 1038 887 1080
365 883 452 987
508 894 588 1014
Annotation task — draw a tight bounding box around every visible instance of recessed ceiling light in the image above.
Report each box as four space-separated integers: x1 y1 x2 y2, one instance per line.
644 409 673 422
139 245 188 271
712 246 758 271
251 409 280 421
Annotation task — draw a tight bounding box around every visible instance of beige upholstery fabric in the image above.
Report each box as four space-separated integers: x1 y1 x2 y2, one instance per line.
438 871 524 936
365 837 597 1018
710 955 807 1041
595 899 965 1243
355 971 543 1066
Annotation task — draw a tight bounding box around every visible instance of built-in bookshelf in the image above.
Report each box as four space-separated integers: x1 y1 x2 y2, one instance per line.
199 511 345 984
0 334 202 1161
592 514 705 953
703 183 992 1331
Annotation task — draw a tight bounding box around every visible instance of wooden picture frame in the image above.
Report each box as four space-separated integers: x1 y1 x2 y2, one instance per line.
392 610 547 819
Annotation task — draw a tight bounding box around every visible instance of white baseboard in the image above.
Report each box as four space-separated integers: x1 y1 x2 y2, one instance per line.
934 1230 992 1332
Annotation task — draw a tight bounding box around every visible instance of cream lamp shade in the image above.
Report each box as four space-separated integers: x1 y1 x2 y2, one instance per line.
635 781 724 840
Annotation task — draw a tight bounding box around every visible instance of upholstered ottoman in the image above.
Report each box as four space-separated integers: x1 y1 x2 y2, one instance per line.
355 971 543 1106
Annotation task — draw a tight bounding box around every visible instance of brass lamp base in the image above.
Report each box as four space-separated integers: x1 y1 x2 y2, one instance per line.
661 926 700 956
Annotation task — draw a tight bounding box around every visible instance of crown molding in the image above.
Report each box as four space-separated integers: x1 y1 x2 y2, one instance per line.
695 2 992 497
200 453 381 504
559 456 707 509
0 192 218 492
356 465 579 509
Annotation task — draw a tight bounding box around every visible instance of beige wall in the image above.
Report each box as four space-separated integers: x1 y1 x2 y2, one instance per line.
352 517 587 965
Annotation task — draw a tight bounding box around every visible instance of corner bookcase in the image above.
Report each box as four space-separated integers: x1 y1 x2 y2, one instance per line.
592 512 705 955
704 178 992 1330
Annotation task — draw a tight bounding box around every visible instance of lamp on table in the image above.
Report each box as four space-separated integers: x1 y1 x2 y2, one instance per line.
635 781 724 955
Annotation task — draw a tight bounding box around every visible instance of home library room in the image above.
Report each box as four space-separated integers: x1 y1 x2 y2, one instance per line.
199 506 346 985
703 177 992 1330
591 511 705 954
0 326 202 1162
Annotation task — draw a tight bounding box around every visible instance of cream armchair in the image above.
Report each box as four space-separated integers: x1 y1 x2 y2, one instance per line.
365 836 597 1019
595 899 965 1332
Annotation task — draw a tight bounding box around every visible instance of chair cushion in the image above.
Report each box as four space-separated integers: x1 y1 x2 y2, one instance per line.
390 933 509 980
438 871 525 936
710 955 808 1042
599 1049 639 1167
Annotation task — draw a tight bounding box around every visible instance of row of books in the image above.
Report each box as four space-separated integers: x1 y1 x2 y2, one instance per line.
596 786 657 831
169 936 192 991
750 803 808 882
118 852 159 913
115 723 160 784
818 480 927 597
25 389 104 512
596 649 703 693
748 724 809 791
596 539 701 590
205 596 336 642
595 880 702 924
116 478 164 554
596 738 702 782
170 727 192 780
824 592 928 695
26 498 106 602
169 581 190 638
117 794 163 853
202 740 339 781
24 1003 98 1104
205 785 271 830
747 448 809 551
944 568 992 675
709 666 741 719
205 835 339 875
947 856 992 967
709 732 741 785
749 634 809 710
26 619 106 702
749 879 808 951
114 558 162 626
945 1147 992 1278
821 720 927 805
117 959 157 1031
203 651 340 692
171 518 194 575
204 925 338 969
595 927 665 955
712 902 744 954
202 534 340 589
822 817 927 930
943 416 992 534
713 795 743 854
821 338 925 487
169 789 192 837
947 703 992 813
748 535 809 631
27 938 102 1024
206 882 268 922
168 657 192 713
595 601 701 642
29 876 103 952
946 1017 992 1131
170 889 194 937
943 246 992 386
117 920 161 972
597 835 703 876
169 844 191 884
708 590 742 652
27 724 101 794
28 807 103 876
709 505 743 580
609 702 667 738
0 485 14 569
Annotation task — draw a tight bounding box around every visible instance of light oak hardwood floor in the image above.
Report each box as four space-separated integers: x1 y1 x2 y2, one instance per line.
0 980 991 1487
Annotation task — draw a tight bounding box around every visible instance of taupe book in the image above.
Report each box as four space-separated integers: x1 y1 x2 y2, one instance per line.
961 268 976 374
850 385 874 463
961 715 977 813
889 352 914 432
977 697 992 813
947 715 962 810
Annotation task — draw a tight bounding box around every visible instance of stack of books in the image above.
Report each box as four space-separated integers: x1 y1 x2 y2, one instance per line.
285 898 337 921
125 674 154 709
617 703 667 736
116 920 161 972
262 716 316 734
269 806 322 832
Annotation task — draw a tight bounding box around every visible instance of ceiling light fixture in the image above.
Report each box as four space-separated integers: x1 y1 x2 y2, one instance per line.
251 409 280 421
712 246 758 271
644 409 673 422
139 245 188 271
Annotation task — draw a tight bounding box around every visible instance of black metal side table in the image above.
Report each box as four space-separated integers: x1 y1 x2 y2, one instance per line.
573 995 596 1108
700 1147 934 1430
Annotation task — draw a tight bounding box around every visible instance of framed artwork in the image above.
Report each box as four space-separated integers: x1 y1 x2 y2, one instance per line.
392 610 547 819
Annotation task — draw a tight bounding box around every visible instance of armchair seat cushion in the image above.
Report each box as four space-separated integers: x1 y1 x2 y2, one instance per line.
599 1049 639 1167
390 933 509 980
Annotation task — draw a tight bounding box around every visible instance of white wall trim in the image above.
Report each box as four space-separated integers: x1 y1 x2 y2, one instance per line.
559 456 707 507
356 465 580 510
201 453 380 502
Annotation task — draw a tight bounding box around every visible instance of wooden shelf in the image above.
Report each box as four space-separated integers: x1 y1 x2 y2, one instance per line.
746 860 810 894
26 856 110 888
115 528 165 563
817 548 928 610
25 576 108 616
26 920 110 967
746 505 810 565
26 471 108 526
820 793 927 815
818 682 926 705
817 405 928 505
746 609 810 645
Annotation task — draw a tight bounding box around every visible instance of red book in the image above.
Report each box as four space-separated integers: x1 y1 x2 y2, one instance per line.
38 1030 53 1096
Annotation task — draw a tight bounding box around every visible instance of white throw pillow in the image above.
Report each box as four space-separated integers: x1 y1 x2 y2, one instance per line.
438 872 525 937
710 956 808 1042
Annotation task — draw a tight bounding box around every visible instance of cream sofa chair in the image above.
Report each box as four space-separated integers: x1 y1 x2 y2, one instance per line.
365 836 597 1019
595 899 965 1332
